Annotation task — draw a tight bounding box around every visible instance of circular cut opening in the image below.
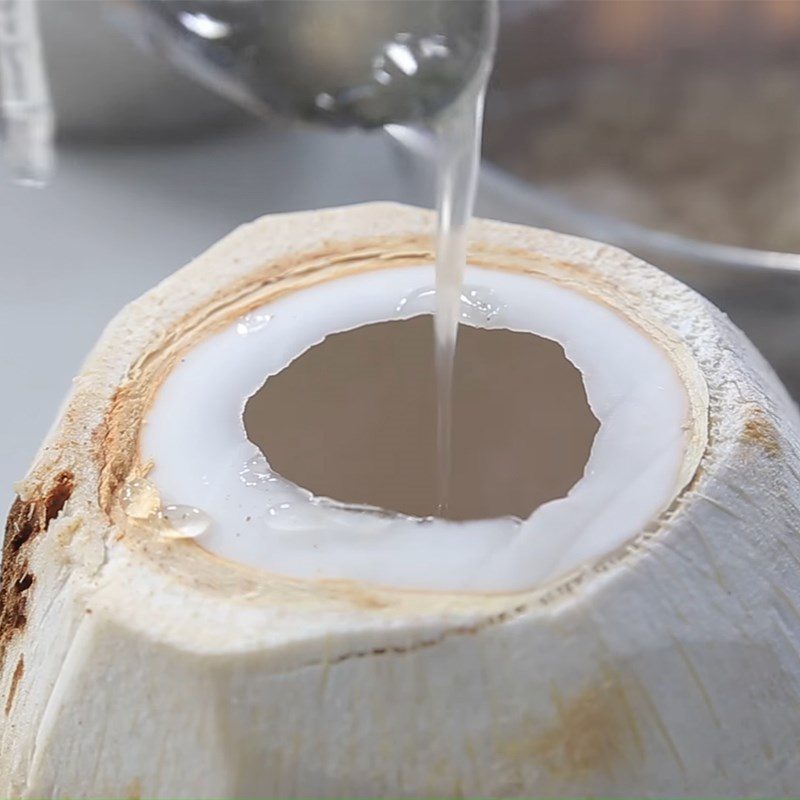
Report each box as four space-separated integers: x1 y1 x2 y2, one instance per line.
244 315 599 521
144 266 693 591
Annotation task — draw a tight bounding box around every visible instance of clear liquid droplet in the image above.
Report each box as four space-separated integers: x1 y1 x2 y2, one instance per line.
160 505 211 539
236 312 272 336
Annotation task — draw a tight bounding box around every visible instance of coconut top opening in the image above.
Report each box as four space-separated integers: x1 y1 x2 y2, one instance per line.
243 317 599 522
142 265 691 593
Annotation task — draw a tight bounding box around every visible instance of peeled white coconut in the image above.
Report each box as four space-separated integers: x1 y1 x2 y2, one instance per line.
2 203 800 798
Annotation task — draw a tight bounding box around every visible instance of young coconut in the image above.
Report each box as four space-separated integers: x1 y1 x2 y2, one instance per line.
2 203 800 798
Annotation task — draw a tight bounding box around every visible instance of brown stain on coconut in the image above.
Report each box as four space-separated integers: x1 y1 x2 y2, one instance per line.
742 407 782 457
4 656 23 715
0 471 74 670
501 669 644 784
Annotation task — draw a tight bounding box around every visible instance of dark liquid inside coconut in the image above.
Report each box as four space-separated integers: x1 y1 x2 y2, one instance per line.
244 316 598 521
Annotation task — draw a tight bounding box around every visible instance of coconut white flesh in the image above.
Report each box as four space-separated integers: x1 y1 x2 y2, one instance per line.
143 265 688 592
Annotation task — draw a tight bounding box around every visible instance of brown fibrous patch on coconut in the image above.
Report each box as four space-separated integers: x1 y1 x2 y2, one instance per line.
0 471 73 670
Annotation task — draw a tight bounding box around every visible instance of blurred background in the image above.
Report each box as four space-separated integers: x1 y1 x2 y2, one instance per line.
3 0 800 509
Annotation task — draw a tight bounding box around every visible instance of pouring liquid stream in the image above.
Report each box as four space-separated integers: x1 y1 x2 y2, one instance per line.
432 86 487 516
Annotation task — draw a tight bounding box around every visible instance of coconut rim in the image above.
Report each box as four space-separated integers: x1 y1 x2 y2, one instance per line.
93 211 708 619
